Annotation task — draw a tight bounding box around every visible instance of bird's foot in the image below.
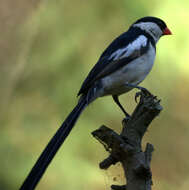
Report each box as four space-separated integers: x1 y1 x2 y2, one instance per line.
125 83 152 100
123 114 131 123
135 87 156 103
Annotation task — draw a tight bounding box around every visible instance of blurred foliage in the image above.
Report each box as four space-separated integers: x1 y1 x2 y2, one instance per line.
0 0 189 190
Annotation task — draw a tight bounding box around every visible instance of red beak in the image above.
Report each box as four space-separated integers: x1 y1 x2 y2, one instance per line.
163 27 172 35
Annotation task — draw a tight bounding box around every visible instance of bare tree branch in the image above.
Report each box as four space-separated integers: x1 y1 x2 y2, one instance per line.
92 91 162 190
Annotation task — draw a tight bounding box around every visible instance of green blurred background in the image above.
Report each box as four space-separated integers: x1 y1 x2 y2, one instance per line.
1 0 189 189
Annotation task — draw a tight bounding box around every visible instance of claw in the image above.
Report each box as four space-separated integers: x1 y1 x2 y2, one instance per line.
123 115 131 123
135 91 141 103
135 88 154 103
140 87 152 96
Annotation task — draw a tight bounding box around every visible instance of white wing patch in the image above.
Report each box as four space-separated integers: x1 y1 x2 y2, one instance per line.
109 35 147 61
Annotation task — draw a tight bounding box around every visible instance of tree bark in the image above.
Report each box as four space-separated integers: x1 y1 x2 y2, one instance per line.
92 92 162 190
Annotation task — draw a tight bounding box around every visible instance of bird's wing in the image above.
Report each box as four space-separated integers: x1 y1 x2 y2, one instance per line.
78 34 150 96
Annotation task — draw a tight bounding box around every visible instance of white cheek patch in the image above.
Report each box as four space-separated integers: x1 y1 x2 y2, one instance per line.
133 22 162 41
109 35 147 61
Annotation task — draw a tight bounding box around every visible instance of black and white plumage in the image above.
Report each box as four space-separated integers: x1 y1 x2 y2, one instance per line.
20 16 171 190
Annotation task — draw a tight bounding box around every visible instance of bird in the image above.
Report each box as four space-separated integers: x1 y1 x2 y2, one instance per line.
20 16 171 190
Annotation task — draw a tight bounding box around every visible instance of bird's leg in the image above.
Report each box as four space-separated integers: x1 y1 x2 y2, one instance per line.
125 83 151 94
125 83 152 102
112 95 130 118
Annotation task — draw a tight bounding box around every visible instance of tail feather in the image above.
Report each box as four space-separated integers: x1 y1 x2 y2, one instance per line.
20 97 87 190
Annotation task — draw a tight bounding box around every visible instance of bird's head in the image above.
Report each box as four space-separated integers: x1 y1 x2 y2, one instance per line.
132 16 172 42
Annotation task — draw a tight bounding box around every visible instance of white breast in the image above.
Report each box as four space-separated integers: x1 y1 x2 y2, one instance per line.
101 43 156 96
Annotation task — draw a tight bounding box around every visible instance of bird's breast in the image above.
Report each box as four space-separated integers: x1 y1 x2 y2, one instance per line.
100 45 156 96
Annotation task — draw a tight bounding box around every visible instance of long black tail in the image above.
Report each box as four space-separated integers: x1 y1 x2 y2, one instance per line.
20 96 87 190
